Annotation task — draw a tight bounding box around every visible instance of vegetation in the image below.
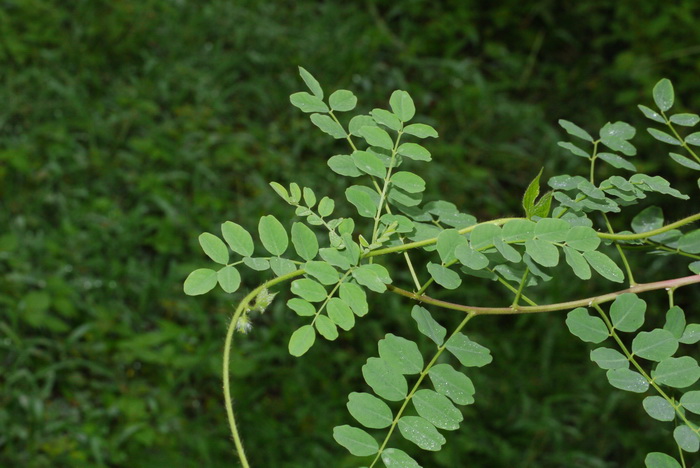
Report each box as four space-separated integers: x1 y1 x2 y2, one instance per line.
3 1 700 467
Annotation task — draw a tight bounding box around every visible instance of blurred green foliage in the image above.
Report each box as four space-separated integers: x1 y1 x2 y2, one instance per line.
1 1 699 466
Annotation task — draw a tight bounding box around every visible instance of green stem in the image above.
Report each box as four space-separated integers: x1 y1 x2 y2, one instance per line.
371 131 403 244
662 111 700 164
386 274 700 315
593 304 700 436
223 269 305 468
597 213 700 241
329 110 357 152
311 270 353 326
368 312 476 467
512 268 530 307
489 268 538 307
602 213 636 286
589 141 599 184
643 240 700 260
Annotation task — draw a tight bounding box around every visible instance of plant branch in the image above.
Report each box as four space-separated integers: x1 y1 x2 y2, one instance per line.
223 269 305 468
386 274 700 315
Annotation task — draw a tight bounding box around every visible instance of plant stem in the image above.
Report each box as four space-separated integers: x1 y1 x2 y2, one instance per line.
511 267 530 307
386 274 700 315
368 312 476 467
223 269 305 468
602 213 636 286
593 304 700 437
662 110 700 164
371 131 403 245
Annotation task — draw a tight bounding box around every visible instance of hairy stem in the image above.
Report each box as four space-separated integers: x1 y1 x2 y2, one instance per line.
223 269 305 468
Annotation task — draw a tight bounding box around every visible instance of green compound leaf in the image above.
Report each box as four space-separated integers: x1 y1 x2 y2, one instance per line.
389 90 416 122
353 264 392 293
436 229 468 264
371 108 402 131
565 226 600 251
398 416 445 451
642 396 675 422
632 206 664 233
359 126 394 150
674 425 699 453
290 91 329 113
310 113 346 139
349 115 376 135
339 282 369 317
291 222 318 261
563 246 591 280
653 78 674 112
670 152 700 170
198 232 229 265
298 66 323 99
346 392 393 429
558 141 590 158
315 314 338 340
638 105 666 124
304 261 339 285
290 278 327 302
681 391 700 415
403 123 438 138
221 221 254 257
320 247 352 270
183 268 218 296
445 333 492 367
362 357 408 401
494 237 521 262
653 356 700 388
558 119 594 142
391 171 426 193
647 128 681 146
426 262 462 290
605 368 649 393
429 364 475 405
534 218 571 242
397 142 432 161
287 298 315 317
327 297 355 331
243 257 270 271
645 452 682 468
332 425 378 457
590 347 628 370
346 185 378 218
525 239 559 267
411 305 447 346
631 329 678 362
352 150 387 178
583 251 624 283
455 244 489 270
502 219 536 242
378 334 424 375
469 223 501 250
663 306 686 339
679 229 700 254
597 152 637 172
328 154 362 177
288 325 316 357
670 113 700 127
217 266 241 293
270 257 296 277
565 308 609 344
317 197 335 217
329 89 357 112
599 121 636 156
381 449 421 468
412 389 463 430
610 293 646 333
258 215 288 256
682 324 700 344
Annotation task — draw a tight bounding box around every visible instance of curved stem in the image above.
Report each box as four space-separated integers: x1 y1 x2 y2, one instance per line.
386 274 700 315
223 269 305 467
597 213 700 241
368 312 476 467
602 213 636 286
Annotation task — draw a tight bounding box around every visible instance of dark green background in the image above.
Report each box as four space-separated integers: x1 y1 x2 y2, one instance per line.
2 1 700 466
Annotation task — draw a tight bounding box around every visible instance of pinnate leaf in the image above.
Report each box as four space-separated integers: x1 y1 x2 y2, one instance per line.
217 266 241 293
346 392 393 429
445 333 492 367
378 334 423 375
610 293 646 332
288 325 316 357
412 389 463 430
411 306 447 346
258 215 288 256
183 268 218 296
332 425 378 456
362 357 408 401
221 222 254 257
566 308 609 343
199 233 229 265
606 368 649 393
398 416 445 451
429 364 475 405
